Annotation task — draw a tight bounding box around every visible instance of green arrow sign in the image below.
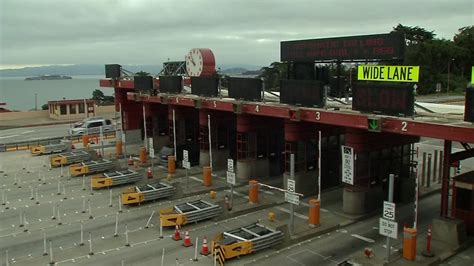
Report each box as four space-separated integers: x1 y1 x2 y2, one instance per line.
368 117 381 132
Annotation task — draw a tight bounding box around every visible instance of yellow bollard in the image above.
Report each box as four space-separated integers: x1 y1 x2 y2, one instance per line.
203 166 212 187
168 156 176 174
209 191 217 199
403 227 417 261
139 146 147 163
249 180 259 204
308 199 321 227
268 212 276 222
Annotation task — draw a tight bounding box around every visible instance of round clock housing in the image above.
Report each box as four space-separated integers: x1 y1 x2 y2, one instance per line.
185 48 216 77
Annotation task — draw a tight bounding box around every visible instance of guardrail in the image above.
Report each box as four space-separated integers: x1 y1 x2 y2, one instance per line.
0 132 116 152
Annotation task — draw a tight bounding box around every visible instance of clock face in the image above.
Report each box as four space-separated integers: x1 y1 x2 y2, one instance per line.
186 49 204 77
185 48 216 77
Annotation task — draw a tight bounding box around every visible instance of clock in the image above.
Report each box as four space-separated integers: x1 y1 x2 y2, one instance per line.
185 48 216 77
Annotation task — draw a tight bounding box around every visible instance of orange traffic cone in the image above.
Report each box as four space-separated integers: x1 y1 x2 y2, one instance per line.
147 167 153 179
127 156 133 166
172 225 181 241
200 236 209 255
182 231 193 247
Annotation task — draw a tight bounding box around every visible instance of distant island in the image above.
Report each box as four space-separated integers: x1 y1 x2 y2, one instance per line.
25 75 72 80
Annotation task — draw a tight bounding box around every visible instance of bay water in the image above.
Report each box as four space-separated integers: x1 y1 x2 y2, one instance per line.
0 75 113 111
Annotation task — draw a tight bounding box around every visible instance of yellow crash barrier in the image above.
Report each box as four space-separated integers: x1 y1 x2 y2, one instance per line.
159 207 187 227
31 145 45 155
69 164 89 176
121 187 145 205
50 155 67 167
212 234 253 263
91 175 113 189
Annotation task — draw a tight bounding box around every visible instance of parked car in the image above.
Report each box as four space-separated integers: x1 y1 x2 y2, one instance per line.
69 117 115 136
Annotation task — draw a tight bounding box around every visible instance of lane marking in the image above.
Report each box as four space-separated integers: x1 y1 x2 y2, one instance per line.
351 234 375 243
189 176 203 183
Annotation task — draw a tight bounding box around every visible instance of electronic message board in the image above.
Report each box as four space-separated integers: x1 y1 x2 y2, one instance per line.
466 85 474 122
281 33 405 62
159 76 182 94
352 82 414 116
134 75 154 94
191 77 219 97
280 79 326 108
227 77 262 101
105 64 121 79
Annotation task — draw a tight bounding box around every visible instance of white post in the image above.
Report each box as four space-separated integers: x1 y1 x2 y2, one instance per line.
43 232 48 256
161 248 165 266
172 109 177 159
414 168 419 229
30 186 34 200
82 175 86 190
60 163 64 177
208 114 213 170
90 179 94 195
159 217 163 238
52 205 56 220
35 188 39 204
5 250 9 266
118 195 122 213
318 130 322 201
19 211 23 227
57 181 61 195
84 99 87 119
143 104 147 149
49 240 54 264
62 183 67 200
100 126 104 157
193 237 199 261
114 214 119 237
386 174 395 262
57 206 62 225
80 222 84 246
145 210 155 229
109 189 113 207
88 232 94 255
125 224 130 247
88 199 93 219
82 198 86 213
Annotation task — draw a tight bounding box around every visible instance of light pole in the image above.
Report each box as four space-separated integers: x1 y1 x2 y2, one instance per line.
447 58 455 94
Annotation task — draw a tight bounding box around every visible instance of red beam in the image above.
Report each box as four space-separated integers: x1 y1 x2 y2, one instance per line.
99 79 134 89
300 109 368 129
382 118 474 143
115 91 474 143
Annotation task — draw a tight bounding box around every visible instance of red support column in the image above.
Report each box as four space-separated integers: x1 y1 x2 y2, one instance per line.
440 140 452 217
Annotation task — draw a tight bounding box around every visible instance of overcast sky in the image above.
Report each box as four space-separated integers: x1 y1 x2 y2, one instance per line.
0 0 472 69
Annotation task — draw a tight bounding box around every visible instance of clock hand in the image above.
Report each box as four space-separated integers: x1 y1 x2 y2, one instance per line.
190 55 196 66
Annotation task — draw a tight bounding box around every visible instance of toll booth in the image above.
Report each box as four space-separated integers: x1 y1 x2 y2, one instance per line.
453 171 474 234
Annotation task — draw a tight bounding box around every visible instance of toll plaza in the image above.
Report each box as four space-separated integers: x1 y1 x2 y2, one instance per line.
0 32 473 265
94 32 474 264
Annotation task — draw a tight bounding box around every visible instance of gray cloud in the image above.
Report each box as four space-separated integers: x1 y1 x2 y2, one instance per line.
1 0 472 67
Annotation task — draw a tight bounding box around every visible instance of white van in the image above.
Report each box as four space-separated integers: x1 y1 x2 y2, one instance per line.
69 117 115 136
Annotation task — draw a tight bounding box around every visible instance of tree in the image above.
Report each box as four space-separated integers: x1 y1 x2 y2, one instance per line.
41 104 48 110
135 71 150 77
258 62 288 91
91 89 114 105
391 24 435 46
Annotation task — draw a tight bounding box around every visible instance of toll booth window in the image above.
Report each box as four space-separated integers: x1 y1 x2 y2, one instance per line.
70 104 76 114
456 188 472 211
60 104 67 115
79 103 85 113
